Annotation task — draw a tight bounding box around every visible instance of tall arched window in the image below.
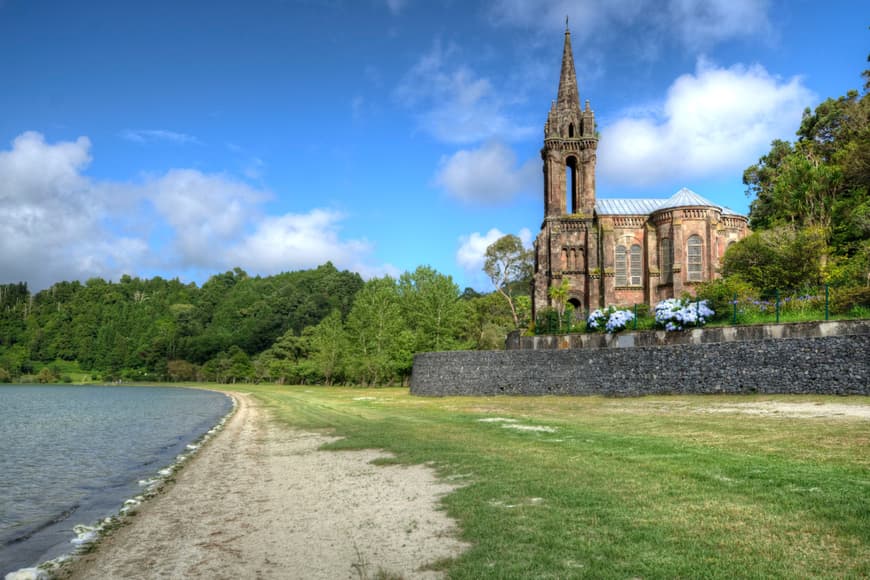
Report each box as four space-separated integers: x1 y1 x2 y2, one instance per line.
630 244 642 286
687 235 703 282
615 245 627 286
568 123 575 138
565 157 579 213
660 238 673 284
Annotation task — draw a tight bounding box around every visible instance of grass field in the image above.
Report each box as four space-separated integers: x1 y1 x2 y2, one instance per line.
219 385 869 579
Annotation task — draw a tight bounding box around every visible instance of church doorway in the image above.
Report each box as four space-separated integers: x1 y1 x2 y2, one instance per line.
568 297 583 319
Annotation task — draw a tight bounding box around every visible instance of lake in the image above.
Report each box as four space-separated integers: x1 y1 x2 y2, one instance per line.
0 385 232 575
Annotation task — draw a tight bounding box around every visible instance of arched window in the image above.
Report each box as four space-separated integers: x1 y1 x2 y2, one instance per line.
565 156 579 213
660 238 673 284
687 235 703 282
630 245 642 286
615 245 627 286
568 123 575 138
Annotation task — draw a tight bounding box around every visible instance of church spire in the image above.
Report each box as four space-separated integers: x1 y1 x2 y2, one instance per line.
556 26 580 109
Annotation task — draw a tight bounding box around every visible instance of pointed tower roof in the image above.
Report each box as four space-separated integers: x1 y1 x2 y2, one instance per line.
556 26 580 108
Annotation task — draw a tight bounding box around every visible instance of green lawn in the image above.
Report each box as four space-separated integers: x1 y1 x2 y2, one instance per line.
221 385 869 579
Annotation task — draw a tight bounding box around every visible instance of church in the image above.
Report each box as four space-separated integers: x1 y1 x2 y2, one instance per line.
531 27 749 320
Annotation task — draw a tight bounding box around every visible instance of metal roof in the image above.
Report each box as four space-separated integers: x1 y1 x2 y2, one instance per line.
656 187 717 210
594 187 747 217
594 199 664 215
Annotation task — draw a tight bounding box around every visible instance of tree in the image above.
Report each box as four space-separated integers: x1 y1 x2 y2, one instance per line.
483 235 533 328
722 226 827 294
306 310 346 386
398 266 467 353
548 278 570 330
345 277 406 385
741 59 870 289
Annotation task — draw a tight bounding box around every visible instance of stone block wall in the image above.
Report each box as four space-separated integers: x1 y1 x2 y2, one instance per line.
410 321 870 397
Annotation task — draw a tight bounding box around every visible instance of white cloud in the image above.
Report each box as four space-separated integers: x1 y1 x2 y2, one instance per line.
0 131 391 290
456 227 532 286
434 141 539 204
394 41 535 144
598 58 814 186
0 132 148 290
145 169 268 269
227 209 377 275
487 0 770 52
121 129 201 145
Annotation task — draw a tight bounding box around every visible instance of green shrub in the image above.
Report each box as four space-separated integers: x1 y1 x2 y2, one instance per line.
830 286 870 315
695 277 757 321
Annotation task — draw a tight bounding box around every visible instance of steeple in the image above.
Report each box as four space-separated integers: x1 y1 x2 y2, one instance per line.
556 27 580 109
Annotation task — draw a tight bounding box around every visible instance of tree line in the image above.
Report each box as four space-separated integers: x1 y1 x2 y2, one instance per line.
722 59 869 299
0 263 519 385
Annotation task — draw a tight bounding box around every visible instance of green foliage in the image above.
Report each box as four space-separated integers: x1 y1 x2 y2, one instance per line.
399 266 468 353
345 277 407 385
305 310 347 385
30 256 842 385
461 292 515 350
483 234 533 328
695 276 760 321
547 278 570 327
830 285 870 315
741 63 870 289
722 226 827 294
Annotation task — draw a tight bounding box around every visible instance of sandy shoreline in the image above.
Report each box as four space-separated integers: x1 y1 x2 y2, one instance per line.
56 392 467 579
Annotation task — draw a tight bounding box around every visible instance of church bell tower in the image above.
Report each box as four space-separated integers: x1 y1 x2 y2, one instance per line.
532 24 600 320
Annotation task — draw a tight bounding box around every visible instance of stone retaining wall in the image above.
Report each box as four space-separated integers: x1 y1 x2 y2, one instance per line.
410 321 870 397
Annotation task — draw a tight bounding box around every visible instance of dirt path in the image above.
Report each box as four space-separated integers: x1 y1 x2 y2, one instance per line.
60 392 467 579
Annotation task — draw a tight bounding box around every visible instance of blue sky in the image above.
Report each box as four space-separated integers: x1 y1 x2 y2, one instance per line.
1 0 867 291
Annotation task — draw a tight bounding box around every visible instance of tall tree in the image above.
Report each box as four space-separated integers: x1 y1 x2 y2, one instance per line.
345 277 405 385
305 310 346 386
483 235 533 328
398 266 467 352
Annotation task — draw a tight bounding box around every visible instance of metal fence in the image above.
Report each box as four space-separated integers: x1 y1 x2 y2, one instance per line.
534 284 869 335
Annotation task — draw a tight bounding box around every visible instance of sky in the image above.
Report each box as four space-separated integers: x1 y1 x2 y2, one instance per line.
1 0 868 292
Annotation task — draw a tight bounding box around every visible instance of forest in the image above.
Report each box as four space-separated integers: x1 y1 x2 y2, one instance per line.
1 61 867 385
0 263 519 385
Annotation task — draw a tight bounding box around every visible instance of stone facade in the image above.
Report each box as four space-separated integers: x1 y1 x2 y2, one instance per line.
409 321 870 397
532 29 749 321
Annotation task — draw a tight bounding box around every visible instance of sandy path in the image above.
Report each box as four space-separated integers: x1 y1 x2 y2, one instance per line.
60 392 467 579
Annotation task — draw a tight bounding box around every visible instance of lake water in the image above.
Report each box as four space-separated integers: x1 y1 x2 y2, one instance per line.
0 385 232 575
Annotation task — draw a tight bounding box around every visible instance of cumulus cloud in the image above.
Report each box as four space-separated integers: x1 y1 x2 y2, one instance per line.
144 169 267 269
434 141 539 204
0 132 148 290
456 227 532 287
598 58 814 186
488 0 771 52
227 209 375 274
394 40 535 144
0 131 389 290
121 129 202 145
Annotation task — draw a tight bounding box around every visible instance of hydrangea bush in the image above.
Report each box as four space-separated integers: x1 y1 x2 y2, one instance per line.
655 298 714 331
586 308 607 330
605 309 634 333
587 307 634 333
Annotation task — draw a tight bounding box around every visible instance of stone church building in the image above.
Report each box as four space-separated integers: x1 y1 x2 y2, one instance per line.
532 28 749 319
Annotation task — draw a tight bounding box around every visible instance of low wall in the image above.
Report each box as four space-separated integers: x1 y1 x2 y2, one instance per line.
410 320 870 397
